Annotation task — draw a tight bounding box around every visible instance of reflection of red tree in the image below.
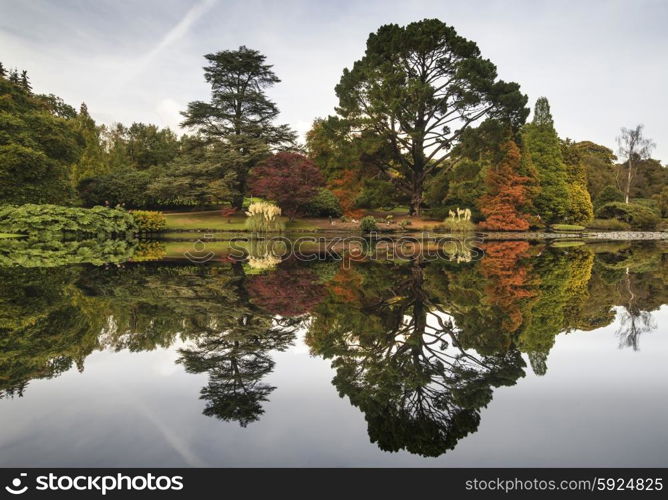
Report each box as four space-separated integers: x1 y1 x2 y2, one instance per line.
328 267 363 303
480 241 535 333
247 268 326 317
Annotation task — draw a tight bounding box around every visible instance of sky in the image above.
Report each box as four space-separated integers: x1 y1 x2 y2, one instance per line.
1 0 666 162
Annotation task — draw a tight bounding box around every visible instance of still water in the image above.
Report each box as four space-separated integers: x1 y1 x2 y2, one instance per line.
1 239 666 466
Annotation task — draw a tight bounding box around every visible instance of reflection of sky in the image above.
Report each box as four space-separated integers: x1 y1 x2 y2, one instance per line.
0 307 666 467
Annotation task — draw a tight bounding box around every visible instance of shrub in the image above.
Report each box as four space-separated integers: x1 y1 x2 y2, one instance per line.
594 185 624 209
398 220 411 230
586 218 631 231
0 204 137 237
595 202 660 230
442 218 477 232
360 216 378 233
302 188 343 217
130 210 166 233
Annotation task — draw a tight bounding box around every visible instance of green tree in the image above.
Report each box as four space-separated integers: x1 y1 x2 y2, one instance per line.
334 19 528 215
181 46 296 209
522 98 570 223
0 70 82 204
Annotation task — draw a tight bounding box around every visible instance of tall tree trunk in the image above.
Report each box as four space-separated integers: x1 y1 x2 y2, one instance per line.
625 157 633 204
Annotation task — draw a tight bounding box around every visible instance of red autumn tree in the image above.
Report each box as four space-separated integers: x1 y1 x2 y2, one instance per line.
479 141 532 231
247 267 325 317
249 152 324 220
480 241 536 334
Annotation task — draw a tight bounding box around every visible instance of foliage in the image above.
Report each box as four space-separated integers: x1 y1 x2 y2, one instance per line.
147 138 240 207
586 218 631 231
521 98 570 223
247 266 325 317
478 141 531 231
334 19 528 214
442 218 477 232
355 178 403 210
359 216 378 233
595 202 660 230
78 169 157 208
181 46 296 209
302 188 343 217
550 224 585 231
0 238 136 267
0 204 137 236
656 186 668 217
248 152 324 219
595 184 624 208
129 210 166 232
0 72 81 204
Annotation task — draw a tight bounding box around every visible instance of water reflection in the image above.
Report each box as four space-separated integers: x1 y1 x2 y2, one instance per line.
0 240 665 458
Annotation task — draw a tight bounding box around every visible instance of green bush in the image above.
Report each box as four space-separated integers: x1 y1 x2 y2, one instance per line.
441 218 477 232
355 179 403 209
360 216 378 233
594 185 624 208
0 238 137 267
130 210 166 232
0 204 137 236
586 218 631 231
302 188 343 217
595 202 660 230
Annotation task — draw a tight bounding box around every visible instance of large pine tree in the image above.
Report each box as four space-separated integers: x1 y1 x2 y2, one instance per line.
181 46 296 209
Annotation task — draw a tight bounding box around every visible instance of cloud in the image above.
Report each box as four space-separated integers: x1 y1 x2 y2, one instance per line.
111 0 217 88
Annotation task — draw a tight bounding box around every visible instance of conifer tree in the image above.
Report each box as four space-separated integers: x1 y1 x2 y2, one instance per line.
479 141 532 230
521 97 570 223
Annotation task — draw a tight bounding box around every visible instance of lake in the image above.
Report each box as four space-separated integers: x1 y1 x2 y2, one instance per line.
1 238 666 466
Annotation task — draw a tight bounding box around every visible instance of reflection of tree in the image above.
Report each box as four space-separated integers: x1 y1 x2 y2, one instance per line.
0 267 102 397
247 265 325 317
308 260 526 457
178 319 295 427
616 271 657 350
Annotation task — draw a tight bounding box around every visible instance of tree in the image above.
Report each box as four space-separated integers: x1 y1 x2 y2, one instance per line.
561 139 594 224
181 46 296 209
522 98 570 223
248 152 324 220
479 141 532 230
334 19 529 215
617 125 655 204
70 103 109 185
147 138 239 207
595 184 624 208
565 141 617 201
0 70 81 204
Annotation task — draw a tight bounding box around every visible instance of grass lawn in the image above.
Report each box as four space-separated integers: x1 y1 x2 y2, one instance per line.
164 211 319 232
551 224 585 232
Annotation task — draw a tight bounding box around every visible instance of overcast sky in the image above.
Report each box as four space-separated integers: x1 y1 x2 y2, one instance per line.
1 0 666 162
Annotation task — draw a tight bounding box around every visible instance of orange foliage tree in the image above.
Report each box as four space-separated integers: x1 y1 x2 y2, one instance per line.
479 141 532 231
480 241 536 333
